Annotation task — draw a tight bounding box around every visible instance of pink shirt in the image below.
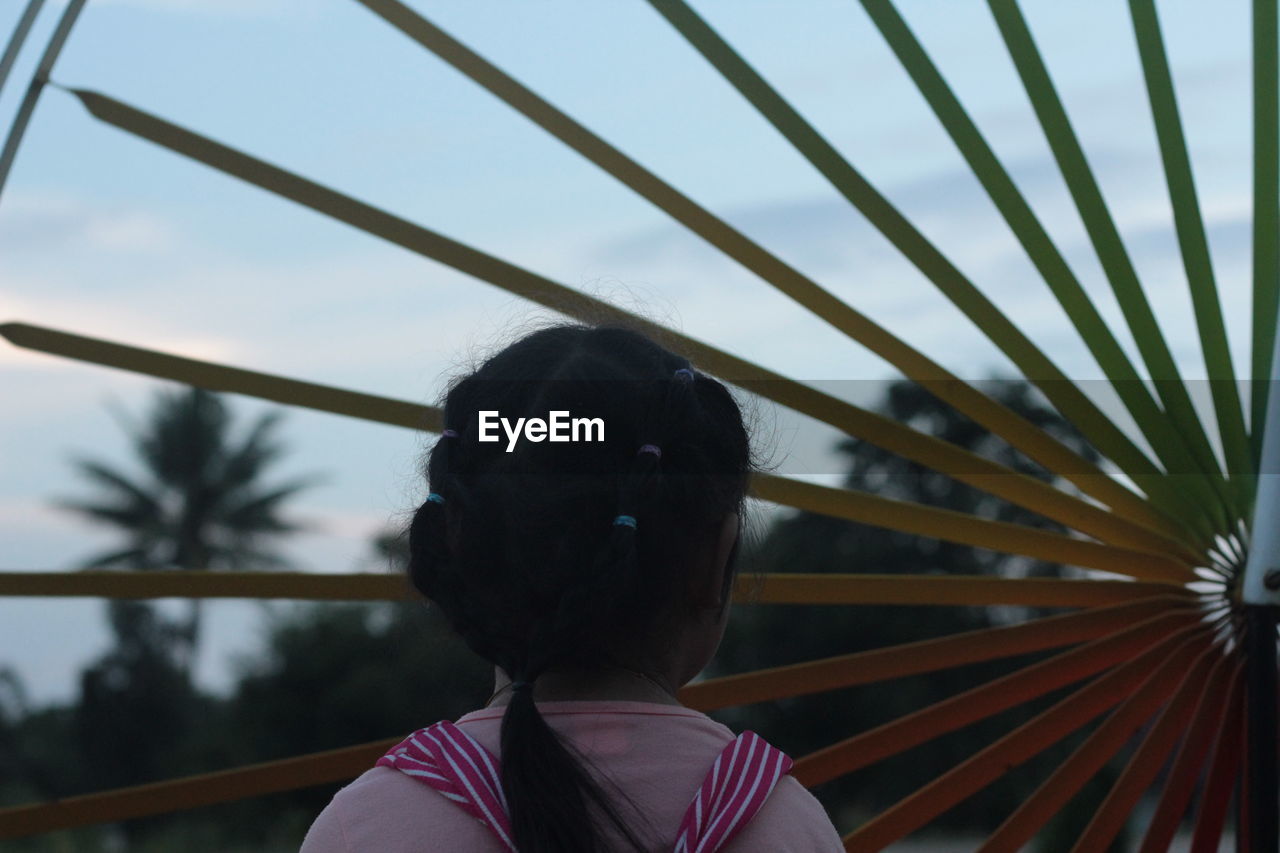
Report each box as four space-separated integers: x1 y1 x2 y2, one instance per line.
299 700 844 852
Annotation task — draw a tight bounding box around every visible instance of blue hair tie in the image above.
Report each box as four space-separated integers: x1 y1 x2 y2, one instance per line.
613 514 637 529
441 429 459 438
426 493 446 505
674 367 695 382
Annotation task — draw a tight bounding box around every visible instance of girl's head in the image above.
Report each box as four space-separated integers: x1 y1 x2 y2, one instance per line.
406 322 754 852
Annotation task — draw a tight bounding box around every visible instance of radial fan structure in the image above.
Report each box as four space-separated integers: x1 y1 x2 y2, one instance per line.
0 0 1277 850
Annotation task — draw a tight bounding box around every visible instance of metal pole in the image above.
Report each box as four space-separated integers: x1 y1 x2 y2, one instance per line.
1241 311 1280 852
1245 605 1278 852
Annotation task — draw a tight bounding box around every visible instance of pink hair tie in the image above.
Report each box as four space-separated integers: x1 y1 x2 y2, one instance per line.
637 444 662 459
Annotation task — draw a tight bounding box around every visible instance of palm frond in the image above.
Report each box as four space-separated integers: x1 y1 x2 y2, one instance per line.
220 410 288 491
220 477 323 534
66 457 160 516
51 498 159 533
75 546 154 571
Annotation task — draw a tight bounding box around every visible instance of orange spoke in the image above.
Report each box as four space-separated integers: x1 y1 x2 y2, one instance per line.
751 473 1198 583
681 595 1193 711
0 737 402 838
0 570 414 600
840 625 1209 851
976 636 1223 852
1072 646 1236 853
737 573 1194 607
1139 660 1243 853
793 607 1203 788
1188 672 1245 853
0 570 1195 607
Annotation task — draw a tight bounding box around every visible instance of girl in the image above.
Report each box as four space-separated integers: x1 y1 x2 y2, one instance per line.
300 323 844 852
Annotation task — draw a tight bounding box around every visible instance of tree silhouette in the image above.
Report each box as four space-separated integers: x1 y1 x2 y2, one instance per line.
55 385 321 677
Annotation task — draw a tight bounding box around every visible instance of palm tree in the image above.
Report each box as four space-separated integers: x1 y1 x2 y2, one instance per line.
55 385 322 677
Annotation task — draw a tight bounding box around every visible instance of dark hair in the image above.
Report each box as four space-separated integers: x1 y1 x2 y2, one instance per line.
406 323 753 852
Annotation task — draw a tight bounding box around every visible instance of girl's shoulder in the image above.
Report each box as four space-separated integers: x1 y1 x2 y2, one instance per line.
300 765 498 853
724 774 845 852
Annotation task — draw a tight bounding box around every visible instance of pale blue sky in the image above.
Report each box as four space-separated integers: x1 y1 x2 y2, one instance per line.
0 0 1263 704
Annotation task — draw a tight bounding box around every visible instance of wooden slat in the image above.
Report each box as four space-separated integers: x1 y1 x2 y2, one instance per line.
1188 672 1245 852
0 0 87 200
792 608 1203 788
0 737 401 838
353 0 1196 560
47 81 1222 560
751 473 1198 583
1139 660 1243 853
977 637 1223 852
681 595 1193 710
987 0 1236 531
1075 646 1235 853
0 570 1192 607
841 626 1210 851
1252 0 1280 461
4 323 1205 575
851 0 1209 543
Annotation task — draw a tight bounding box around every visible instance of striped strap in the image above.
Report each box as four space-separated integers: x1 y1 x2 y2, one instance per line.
377 724 791 853
673 730 795 853
375 721 516 852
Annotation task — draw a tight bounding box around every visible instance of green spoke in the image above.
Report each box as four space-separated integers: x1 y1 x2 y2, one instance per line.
0 0 48 98
1129 0 1252 500
644 0 1217 541
987 0 1238 534
854 0 1229 542
0 0 88 201
1254 0 1280 472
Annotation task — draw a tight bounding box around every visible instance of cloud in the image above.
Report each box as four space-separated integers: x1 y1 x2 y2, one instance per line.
0 192 177 256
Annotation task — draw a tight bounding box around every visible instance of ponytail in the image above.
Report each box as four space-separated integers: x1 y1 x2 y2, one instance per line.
499 681 652 852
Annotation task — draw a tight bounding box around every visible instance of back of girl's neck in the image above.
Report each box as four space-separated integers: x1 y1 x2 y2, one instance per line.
485 665 683 709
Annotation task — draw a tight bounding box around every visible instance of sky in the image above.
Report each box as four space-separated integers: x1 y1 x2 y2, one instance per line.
0 0 1265 706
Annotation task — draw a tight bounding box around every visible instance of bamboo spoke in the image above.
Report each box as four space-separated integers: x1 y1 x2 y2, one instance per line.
987 0 1237 532
1139 660 1243 853
0 0 47 97
728 575 1192 607
681 595 1194 711
0 0 87 201
0 737 401 838
1188 671 1246 852
641 0 1216 536
854 0 1219 543
1129 0 1252 489
1253 0 1279 464
0 571 1192 609
752 472 1197 582
0 570 415 601
792 608 1203 788
977 637 1224 852
0 322 441 431
841 626 1210 851
9 88 1152 557
1077 648 1236 853
1 317 1202 574
347 0 1191 549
